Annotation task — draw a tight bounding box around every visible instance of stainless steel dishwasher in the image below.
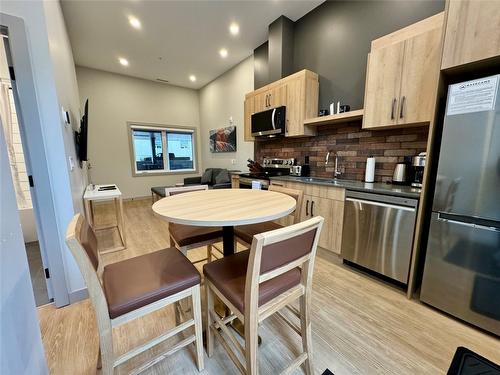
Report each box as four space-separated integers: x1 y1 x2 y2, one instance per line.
341 190 418 284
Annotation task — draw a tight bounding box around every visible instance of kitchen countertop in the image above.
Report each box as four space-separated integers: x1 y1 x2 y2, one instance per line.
269 175 421 199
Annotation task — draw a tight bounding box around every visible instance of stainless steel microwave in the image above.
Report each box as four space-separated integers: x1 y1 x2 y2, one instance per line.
251 106 286 137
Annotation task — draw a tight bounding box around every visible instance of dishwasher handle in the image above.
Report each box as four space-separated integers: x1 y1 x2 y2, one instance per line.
346 197 416 212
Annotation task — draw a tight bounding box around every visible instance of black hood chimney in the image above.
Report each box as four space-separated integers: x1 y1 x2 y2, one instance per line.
254 16 295 89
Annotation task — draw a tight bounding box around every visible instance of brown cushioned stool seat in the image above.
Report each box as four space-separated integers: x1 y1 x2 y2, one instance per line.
234 221 283 245
103 247 201 319
169 222 222 247
203 250 301 313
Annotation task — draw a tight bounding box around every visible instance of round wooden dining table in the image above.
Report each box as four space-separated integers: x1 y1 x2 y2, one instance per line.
152 188 296 256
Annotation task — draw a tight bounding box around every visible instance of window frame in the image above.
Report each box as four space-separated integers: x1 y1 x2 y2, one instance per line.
127 122 198 177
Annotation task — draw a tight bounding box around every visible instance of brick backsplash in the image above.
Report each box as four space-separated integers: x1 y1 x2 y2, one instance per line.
254 121 428 182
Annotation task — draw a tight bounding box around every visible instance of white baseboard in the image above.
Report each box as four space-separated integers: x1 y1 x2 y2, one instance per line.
69 287 88 304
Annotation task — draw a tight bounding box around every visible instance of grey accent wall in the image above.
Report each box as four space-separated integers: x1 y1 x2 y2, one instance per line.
292 0 445 111
268 16 295 83
254 41 269 89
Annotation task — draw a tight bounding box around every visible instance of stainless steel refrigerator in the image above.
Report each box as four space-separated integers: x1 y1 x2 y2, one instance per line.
420 75 500 336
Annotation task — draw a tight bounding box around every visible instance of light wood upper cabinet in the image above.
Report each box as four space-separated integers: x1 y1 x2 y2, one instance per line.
399 26 442 125
244 97 255 142
268 85 287 108
244 69 319 139
442 0 500 70
253 91 269 113
363 13 444 130
363 41 405 129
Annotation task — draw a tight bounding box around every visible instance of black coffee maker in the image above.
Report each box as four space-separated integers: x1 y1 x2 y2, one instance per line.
411 152 426 187
301 156 311 177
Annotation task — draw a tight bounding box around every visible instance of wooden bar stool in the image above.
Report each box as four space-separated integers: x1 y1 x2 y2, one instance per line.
203 216 324 375
66 214 204 374
233 185 304 247
163 185 222 265
206 185 304 261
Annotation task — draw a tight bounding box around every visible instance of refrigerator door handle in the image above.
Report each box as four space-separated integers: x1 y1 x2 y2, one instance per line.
437 213 500 232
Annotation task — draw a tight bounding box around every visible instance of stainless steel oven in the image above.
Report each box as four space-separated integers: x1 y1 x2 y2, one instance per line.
341 191 418 284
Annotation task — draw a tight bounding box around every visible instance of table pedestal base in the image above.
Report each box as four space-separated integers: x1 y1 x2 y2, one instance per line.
222 226 235 256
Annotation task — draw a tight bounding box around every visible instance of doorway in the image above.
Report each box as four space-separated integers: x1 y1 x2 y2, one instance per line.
0 28 52 306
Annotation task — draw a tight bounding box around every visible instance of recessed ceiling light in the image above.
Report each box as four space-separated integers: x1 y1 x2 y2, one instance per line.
118 57 129 66
128 16 141 29
189 75 196 82
229 22 239 36
219 48 228 58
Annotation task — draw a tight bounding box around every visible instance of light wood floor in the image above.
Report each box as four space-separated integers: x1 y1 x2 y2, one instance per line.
38 198 500 374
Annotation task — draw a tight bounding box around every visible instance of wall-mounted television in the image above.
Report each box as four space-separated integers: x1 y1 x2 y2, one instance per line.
75 99 88 167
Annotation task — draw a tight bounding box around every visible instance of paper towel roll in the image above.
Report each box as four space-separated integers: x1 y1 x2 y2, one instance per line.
365 157 375 183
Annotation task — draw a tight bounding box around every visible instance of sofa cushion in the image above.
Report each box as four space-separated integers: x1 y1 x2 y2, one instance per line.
210 168 223 185
200 169 212 184
214 169 230 185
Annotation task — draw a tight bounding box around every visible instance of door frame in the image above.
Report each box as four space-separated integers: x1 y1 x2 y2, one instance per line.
1 13 69 306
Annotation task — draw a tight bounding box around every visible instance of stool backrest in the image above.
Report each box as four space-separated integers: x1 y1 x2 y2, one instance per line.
66 214 109 319
244 216 323 314
268 185 303 224
165 185 209 196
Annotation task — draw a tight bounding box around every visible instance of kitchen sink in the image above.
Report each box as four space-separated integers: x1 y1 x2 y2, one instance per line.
301 177 343 185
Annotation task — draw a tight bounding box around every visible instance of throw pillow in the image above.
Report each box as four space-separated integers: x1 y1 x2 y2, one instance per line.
200 169 212 184
214 169 230 184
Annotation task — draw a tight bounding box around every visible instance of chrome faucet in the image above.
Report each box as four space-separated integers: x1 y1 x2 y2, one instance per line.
325 151 343 178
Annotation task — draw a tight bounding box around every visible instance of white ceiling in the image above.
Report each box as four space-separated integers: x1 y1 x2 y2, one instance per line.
61 0 324 89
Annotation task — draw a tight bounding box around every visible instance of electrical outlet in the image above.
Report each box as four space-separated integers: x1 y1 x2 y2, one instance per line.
68 156 75 171
231 159 236 165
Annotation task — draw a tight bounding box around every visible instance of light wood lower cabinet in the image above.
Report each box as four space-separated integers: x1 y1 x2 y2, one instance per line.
271 180 345 255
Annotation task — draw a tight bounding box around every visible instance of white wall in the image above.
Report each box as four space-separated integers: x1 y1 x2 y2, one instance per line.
0 125 48 374
1 0 88 300
44 0 87 213
199 56 254 171
76 66 201 199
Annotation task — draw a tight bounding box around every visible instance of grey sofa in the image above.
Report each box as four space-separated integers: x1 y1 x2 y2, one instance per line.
183 168 232 189
151 168 235 201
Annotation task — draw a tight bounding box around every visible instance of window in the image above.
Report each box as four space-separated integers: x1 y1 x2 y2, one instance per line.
129 124 196 175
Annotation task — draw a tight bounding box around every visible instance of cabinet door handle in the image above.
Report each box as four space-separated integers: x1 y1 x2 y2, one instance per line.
305 200 309 216
268 93 271 107
399 96 405 119
266 94 268 107
311 200 315 216
390 98 397 120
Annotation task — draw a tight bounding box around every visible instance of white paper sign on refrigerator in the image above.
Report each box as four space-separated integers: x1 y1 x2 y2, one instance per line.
447 75 499 116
